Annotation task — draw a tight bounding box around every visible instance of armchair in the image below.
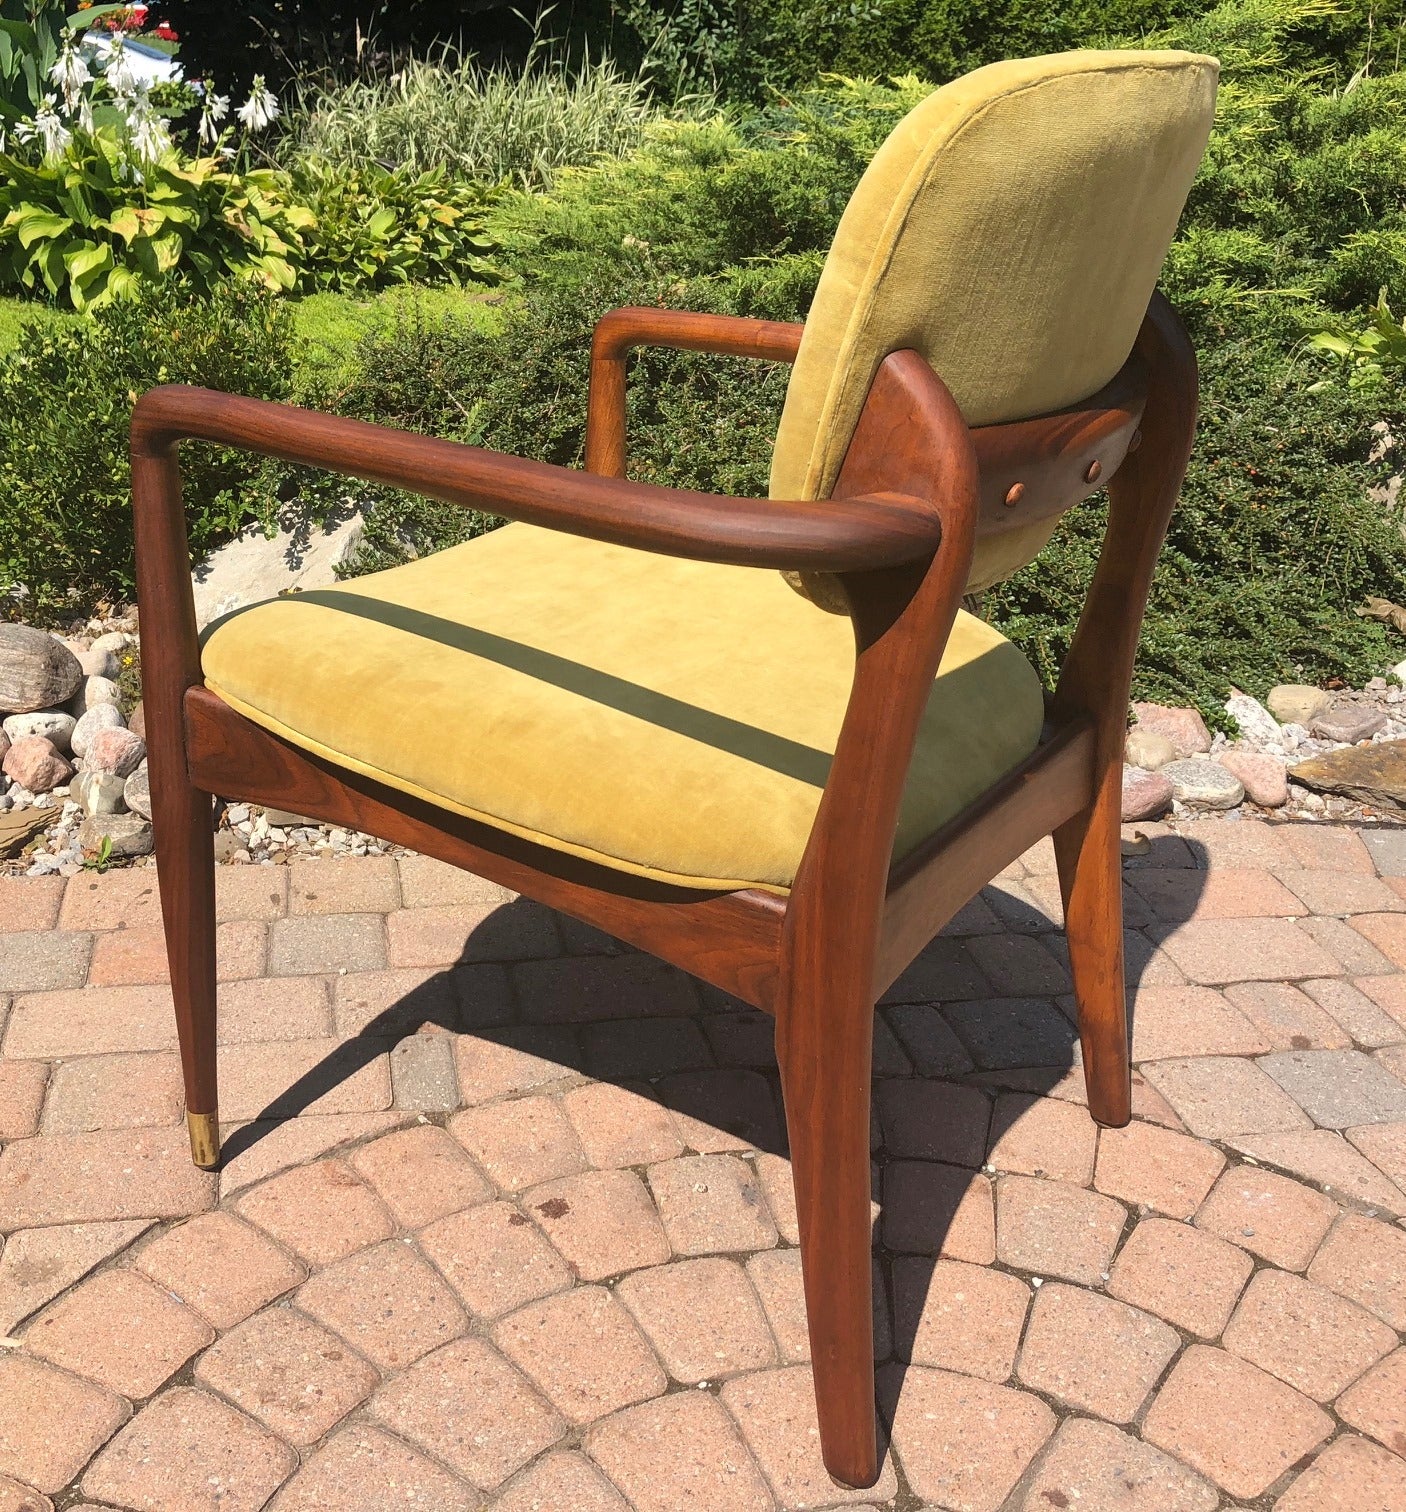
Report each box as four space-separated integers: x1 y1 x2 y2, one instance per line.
131 47 1217 1490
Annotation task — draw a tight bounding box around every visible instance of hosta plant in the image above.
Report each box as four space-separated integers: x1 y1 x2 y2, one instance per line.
288 157 497 293
0 125 314 306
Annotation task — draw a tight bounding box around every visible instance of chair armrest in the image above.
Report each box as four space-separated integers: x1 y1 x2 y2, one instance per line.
130 384 935 574
586 307 805 477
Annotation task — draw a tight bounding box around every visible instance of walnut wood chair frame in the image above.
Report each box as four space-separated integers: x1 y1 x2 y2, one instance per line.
130 290 1195 1490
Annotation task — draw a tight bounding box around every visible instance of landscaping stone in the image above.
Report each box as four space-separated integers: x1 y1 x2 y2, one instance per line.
77 647 118 679
2 736 71 794
1162 759 1244 810
1 711 74 754
122 765 150 819
78 813 154 858
1122 763 1173 821
1224 690 1282 746
70 703 124 759
68 675 122 719
0 626 82 715
85 726 145 779
1217 749 1288 807
192 506 364 630
1131 702 1212 757
1310 700 1388 744
1292 738 1406 810
1125 727 1177 770
72 771 127 818
1267 684 1332 725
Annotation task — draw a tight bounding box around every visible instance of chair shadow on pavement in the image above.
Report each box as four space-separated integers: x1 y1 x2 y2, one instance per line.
218 824 1208 1460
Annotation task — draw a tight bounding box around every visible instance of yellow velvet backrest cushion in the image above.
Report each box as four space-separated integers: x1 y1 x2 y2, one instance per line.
770 49 1218 597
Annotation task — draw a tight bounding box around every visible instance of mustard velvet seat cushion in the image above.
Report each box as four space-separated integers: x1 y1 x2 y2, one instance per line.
200 523 1046 892
769 47 1219 600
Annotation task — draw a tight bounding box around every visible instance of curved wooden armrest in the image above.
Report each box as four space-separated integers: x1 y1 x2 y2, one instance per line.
586 307 805 477
130 384 937 574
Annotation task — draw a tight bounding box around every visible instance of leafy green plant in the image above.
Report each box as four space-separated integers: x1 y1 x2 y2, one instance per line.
1308 289 1406 390
492 75 929 287
279 44 662 192
0 279 306 620
988 337 1406 715
81 833 114 870
0 0 124 122
287 158 496 293
0 126 314 306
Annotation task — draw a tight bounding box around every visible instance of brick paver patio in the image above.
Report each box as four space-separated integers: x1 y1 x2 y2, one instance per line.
1 817 1405 1510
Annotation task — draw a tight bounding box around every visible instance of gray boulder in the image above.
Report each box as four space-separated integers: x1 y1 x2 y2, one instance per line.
0 625 82 714
1163 758 1244 810
2 710 76 754
79 812 153 857
72 703 126 758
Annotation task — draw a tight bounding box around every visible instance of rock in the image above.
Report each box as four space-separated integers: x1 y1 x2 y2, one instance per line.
213 828 247 863
129 700 145 740
1130 701 1212 758
72 703 126 758
90 630 131 656
77 647 119 679
86 726 146 778
2 709 76 754
0 625 83 714
79 812 153 857
192 505 364 630
1162 757 1244 810
69 675 123 719
2 735 73 793
1118 768 1173 828
1218 749 1288 808
263 807 317 827
0 729 8 765
1292 739 1406 810
1267 684 1332 725
1309 701 1388 745
1391 659 1406 687
1224 691 1282 747
73 770 128 816
1121 764 1173 821
1124 727 1178 771
123 765 151 820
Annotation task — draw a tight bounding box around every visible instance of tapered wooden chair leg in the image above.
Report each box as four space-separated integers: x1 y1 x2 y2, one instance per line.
777 997 879 1488
1054 764 1131 1128
153 779 220 1168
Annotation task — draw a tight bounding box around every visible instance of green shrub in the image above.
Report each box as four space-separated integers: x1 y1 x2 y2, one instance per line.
611 0 1206 99
0 280 304 621
492 76 929 285
287 159 497 293
989 338 1406 716
279 47 662 192
0 127 313 308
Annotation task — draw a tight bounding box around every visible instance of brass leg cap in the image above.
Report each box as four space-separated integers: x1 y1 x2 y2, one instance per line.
186 1109 221 1170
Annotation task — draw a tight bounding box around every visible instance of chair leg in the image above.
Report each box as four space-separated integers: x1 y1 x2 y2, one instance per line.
776 990 878 1488
1054 764 1131 1128
153 775 220 1168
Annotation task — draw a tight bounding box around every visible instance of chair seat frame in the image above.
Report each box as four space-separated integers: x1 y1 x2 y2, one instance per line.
130 292 1196 1489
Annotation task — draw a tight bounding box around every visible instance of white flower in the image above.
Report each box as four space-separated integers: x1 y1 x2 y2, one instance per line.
125 91 171 164
49 43 90 115
198 91 229 146
104 34 139 98
236 75 279 133
28 95 72 163
77 97 94 134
